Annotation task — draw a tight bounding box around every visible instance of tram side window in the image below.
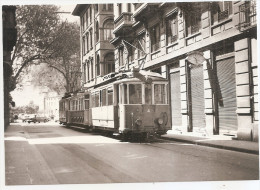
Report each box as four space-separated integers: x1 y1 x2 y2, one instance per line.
107 88 113 105
154 84 166 104
129 84 142 104
101 89 107 106
95 93 99 107
84 95 90 110
119 84 128 104
91 94 95 107
145 84 152 104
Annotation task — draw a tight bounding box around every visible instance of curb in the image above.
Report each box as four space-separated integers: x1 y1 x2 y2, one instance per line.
160 136 259 155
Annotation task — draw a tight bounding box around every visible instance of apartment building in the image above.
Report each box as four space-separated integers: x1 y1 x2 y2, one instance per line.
111 1 257 141
72 2 257 141
72 4 115 90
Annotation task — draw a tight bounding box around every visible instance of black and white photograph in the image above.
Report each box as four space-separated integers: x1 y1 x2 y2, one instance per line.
1 0 259 190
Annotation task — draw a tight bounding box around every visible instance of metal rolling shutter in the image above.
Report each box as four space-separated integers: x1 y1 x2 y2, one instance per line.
170 71 182 127
216 57 238 132
190 64 205 130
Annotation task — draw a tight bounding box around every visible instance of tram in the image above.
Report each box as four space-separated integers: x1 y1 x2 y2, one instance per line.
59 68 171 139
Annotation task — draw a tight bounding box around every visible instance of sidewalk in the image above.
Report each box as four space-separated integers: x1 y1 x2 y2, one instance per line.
162 131 259 155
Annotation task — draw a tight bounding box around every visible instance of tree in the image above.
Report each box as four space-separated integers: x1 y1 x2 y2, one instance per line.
30 63 67 95
10 5 81 96
36 21 82 94
10 5 64 92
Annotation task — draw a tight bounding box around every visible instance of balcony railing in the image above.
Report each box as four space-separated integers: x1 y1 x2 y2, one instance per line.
238 1 257 31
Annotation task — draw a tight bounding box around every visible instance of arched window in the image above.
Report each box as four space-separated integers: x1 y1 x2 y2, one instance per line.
104 53 115 75
96 21 99 42
96 55 100 76
103 19 114 41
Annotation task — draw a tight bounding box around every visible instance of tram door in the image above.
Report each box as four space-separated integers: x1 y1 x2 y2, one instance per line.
114 84 120 130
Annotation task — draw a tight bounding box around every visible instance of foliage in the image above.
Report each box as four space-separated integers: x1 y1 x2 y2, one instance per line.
11 101 39 115
11 5 81 94
30 63 67 95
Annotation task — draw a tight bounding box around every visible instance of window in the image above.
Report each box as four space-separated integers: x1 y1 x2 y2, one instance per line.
166 14 178 45
81 16 85 32
137 33 146 58
211 1 233 24
96 55 100 76
127 4 131 12
87 62 90 81
82 37 86 54
95 4 98 12
90 59 94 79
185 4 202 36
101 89 107 106
95 92 99 107
103 4 107 10
129 84 142 104
85 11 88 28
128 43 134 63
96 22 99 42
84 94 89 110
104 53 115 75
107 88 113 105
118 4 122 16
104 20 114 41
118 46 125 66
86 33 89 52
154 84 167 104
89 6 92 22
120 84 128 104
108 4 113 11
150 24 160 52
83 63 86 82
89 29 93 49
145 84 152 104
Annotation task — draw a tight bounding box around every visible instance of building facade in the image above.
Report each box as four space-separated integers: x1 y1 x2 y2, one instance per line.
44 92 61 120
73 1 258 141
72 4 115 90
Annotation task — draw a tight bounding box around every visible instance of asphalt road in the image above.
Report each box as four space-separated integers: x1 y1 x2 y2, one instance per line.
4 122 259 185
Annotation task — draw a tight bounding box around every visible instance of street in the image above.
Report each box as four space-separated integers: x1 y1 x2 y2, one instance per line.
5 122 259 185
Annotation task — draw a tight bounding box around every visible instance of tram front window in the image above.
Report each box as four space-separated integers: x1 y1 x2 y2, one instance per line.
145 84 152 104
154 84 166 104
129 84 142 104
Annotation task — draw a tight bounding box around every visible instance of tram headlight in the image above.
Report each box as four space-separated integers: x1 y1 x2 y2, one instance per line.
135 119 142 126
158 118 164 125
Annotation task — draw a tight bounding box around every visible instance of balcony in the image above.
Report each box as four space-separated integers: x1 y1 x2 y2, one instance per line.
238 1 257 31
113 12 133 35
132 3 159 22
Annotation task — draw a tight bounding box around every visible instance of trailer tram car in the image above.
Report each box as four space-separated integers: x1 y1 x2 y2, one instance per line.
59 69 171 140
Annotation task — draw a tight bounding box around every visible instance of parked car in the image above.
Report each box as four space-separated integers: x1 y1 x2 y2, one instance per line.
27 116 49 123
